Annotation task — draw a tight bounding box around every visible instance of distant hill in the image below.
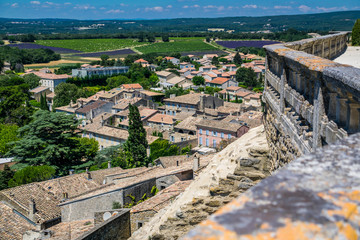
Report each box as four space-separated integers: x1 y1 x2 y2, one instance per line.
0 11 359 34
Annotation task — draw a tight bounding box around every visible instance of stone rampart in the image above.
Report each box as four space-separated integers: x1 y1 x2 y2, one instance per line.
263 32 360 168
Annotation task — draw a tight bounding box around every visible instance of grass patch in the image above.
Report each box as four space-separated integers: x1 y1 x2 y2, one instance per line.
135 40 217 54
36 39 141 52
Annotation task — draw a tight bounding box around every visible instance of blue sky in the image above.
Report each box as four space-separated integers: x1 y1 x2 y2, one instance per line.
1 0 359 19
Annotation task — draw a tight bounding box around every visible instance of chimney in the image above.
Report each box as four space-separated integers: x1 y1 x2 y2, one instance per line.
69 169 74 175
101 115 104 126
193 155 200 172
108 161 111 169
29 199 36 221
176 160 179 166
86 167 92 179
62 192 68 200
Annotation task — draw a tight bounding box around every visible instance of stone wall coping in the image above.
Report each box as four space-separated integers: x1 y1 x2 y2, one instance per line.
264 37 360 92
284 32 347 47
183 132 360 239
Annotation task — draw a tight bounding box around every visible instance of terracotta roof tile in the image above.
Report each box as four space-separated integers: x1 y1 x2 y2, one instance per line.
148 114 174 125
122 83 143 89
210 77 230 85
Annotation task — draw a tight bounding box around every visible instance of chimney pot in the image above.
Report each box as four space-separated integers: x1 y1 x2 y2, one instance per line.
108 161 111 169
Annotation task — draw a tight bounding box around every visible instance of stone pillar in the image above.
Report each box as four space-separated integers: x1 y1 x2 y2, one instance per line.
347 103 360 133
280 67 286 113
313 82 325 150
336 97 348 127
328 93 337 120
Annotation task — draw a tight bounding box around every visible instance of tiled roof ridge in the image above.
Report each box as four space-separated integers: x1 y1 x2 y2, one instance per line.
66 183 115 201
112 167 160 181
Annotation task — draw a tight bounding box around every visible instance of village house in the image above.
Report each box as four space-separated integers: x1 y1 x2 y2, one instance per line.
29 70 69 92
178 68 193 77
222 64 237 71
196 119 249 148
140 90 165 102
29 86 52 102
147 113 175 131
219 86 251 100
187 55 200 61
161 93 224 116
134 58 149 66
156 71 177 84
75 100 114 120
81 113 158 150
207 77 238 89
111 98 145 113
117 107 158 130
199 65 217 72
46 92 55 110
71 66 129 78
167 76 193 89
203 54 218 60
164 57 180 65
243 93 262 107
203 73 217 82
169 116 203 143
179 62 195 69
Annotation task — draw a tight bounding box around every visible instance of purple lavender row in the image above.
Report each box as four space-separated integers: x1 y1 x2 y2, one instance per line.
6 43 82 54
74 49 136 57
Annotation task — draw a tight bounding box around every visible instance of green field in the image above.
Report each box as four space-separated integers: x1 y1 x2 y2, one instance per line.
36 39 140 52
135 40 217 54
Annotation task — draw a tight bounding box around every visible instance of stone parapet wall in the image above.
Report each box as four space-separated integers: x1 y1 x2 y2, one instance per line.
183 132 360 239
263 32 360 167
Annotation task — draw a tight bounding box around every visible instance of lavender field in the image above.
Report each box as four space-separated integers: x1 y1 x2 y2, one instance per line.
216 40 281 49
6 43 82 54
74 49 136 57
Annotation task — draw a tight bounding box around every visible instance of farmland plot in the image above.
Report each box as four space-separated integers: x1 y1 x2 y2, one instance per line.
216 40 281 48
36 39 140 52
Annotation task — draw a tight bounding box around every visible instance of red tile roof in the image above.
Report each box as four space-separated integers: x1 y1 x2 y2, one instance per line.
148 114 174 125
210 77 230 85
134 58 148 63
122 83 143 89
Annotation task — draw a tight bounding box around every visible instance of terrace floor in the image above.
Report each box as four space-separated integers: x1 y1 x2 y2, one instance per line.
333 46 360 69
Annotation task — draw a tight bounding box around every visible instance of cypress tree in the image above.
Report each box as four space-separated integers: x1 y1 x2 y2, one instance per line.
125 104 149 167
235 95 239 103
234 52 242 65
352 19 360 46
40 93 49 111
227 93 230 102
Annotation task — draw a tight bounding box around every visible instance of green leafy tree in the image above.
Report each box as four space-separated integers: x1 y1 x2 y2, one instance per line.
235 67 258 87
124 104 149 167
0 124 19 156
162 34 169 42
23 73 40 89
192 76 205 86
211 56 219 65
227 93 230 102
8 165 55 187
106 75 131 89
234 52 243 65
0 58 4 72
100 54 110 66
149 139 180 161
7 110 88 175
352 19 360 46
0 84 33 126
53 83 80 108
206 37 211 43
79 137 99 161
0 165 15 190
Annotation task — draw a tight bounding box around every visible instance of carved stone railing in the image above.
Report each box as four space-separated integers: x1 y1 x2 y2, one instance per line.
262 32 360 168
183 132 360 239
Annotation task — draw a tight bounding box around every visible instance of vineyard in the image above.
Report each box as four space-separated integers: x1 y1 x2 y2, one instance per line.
6 43 81 54
135 40 216 54
35 39 140 52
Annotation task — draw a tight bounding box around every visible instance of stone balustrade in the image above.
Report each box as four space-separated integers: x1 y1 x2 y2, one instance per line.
183 132 360 239
262 32 360 168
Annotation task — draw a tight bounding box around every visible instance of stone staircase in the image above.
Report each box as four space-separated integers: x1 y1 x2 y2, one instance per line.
149 147 270 240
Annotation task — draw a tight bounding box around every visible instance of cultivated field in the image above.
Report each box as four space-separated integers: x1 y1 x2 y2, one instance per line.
216 40 281 48
135 40 217 54
35 39 140 52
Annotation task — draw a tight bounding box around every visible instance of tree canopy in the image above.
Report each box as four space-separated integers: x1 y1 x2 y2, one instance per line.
0 124 19 156
8 165 55 187
7 110 92 175
192 76 205 86
352 19 360 46
235 67 259 88
53 82 81 108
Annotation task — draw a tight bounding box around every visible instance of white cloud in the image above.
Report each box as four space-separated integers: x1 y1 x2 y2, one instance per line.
298 5 311 12
144 6 164 12
243 4 257 9
106 9 124 14
73 4 96 10
193 4 200 8
99 7 106 10
30 1 40 4
274 5 292 9
64 2 71 5
11 3 19 7
166 5 172 9
316 6 347 12
183 5 189 9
